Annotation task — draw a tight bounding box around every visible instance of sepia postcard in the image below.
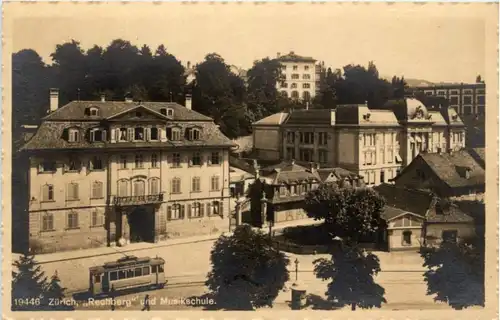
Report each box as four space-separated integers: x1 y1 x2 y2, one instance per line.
2 2 498 319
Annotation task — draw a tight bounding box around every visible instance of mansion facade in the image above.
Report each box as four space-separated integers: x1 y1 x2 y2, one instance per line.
252 98 466 186
276 51 320 102
17 90 235 253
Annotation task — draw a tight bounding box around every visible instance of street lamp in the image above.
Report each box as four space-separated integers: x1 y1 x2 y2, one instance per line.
294 258 299 281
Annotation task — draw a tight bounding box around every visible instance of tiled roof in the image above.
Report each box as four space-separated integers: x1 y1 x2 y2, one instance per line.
374 184 434 217
277 51 316 63
374 184 473 224
316 167 363 182
43 101 213 122
419 149 485 188
284 109 335 126
260 161 321 185
21 120 234 151
335 104 400 126
253 112 289 126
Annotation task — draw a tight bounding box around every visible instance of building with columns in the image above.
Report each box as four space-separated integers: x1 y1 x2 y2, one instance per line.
18 89 235 253
251 98 466 186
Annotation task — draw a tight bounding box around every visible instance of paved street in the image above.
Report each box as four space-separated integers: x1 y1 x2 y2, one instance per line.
28 238 456 310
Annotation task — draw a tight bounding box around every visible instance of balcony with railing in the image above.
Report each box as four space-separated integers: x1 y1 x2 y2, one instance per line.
111 193 165 206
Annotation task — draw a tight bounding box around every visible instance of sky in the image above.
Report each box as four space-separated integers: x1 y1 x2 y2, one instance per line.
10 2 490 84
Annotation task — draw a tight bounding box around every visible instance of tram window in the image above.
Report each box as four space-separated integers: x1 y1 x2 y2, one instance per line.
110 271 118 281
118 270 126 280
152 265 157 273
158 265 164 273
143 266 150 275
134 267 142 277
94 274 101 283
127 269 134 278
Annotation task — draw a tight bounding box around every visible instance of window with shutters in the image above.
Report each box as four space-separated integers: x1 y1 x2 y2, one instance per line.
167 128 181 141
190 202 203 218
67 210 79 229
149 178 160 195
190 152 202 166
119 155 127 169
135 154 144 169
167 204 183 220
91 209 104 227
42 184 54 202
41 212 54 231
210 152 221 165
211 176 220 191
188 128 201 141
150 127 159 140
171 178 181 194
92 181 103 199
192 177 201 192
119 128 128 141
67 183 79 201
89 156 103 170
151 153 159 168
209 200 222 216
117 179 128 197
133 179 146 196
171 153 181 167
38 161 57 173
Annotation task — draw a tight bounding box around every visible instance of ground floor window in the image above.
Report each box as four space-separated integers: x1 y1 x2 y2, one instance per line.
67 211 79 229
402 230 412 246
442 230 458 243
167 204 184 220
41 212 54 231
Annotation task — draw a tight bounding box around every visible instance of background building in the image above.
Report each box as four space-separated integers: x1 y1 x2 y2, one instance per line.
276 51 318 102
18 90 235 253
251 98 467 186
411 78 486 116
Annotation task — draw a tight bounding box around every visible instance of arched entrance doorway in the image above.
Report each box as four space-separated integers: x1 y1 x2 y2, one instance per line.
127 206 155 243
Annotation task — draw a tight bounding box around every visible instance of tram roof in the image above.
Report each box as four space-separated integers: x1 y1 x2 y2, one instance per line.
89 255 165 273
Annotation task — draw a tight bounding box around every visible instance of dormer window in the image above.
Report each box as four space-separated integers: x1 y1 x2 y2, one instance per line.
363 113 371 121
134 127 145 141
166 127 181 141
90 128 106 142
188 128 201 141
68 128 80 142
167 109 174 117
160 108 167 116
84 106 100 117
119 128 128 141
150 127 159 140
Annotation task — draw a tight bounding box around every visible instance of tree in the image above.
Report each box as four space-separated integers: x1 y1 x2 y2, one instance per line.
43 271 74 310
314 243 386 310
246 58 283 119
420 240 484 309
205 225 290 310
391 76 408 99
304 183 385 243
12 253 48 310
314 67 341 109
193 53 249 138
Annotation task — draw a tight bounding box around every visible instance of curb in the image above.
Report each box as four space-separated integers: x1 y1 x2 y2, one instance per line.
32 236 220 265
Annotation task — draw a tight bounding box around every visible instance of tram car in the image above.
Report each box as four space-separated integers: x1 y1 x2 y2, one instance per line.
89 255 166 296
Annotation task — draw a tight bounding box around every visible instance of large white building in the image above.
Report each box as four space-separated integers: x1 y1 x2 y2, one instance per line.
276 51 319 102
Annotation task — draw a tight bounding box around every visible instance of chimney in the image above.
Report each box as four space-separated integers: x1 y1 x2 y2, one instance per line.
49 88 59 113
125 97 133 103
310 162 319 172
185 94 192 110
100 93 106 102
187 61 191 69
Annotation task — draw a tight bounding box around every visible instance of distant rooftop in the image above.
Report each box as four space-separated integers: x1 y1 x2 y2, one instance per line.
276 51 316 63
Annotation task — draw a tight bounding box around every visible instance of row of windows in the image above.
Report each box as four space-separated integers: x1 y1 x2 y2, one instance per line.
282 65 311 71
286 132 328 145
41 209 104 231
285 148 328 164
284 74 312 80
167 200 223 220
280 82 311 89
280 91 311 100
424 88 485 96
38 152 222 174
66 126 203 143
278 183 318 197
41 181 105 202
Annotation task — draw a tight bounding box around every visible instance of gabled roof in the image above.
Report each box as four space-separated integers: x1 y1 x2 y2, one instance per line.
316 167 364 183
374 184 474 224
277 51 316 63
43 101 212 122
374 184 434 217
229 156 256 175
253 112 289 126
418 149 485 188
335 104 400 126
